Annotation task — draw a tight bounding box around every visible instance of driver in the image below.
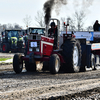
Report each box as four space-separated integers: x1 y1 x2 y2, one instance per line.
48 22 58 49
48 22 57 38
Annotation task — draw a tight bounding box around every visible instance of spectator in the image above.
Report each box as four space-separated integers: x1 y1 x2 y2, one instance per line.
93 20 100 31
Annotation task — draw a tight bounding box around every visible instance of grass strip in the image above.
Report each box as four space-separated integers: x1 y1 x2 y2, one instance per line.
0 58 12 61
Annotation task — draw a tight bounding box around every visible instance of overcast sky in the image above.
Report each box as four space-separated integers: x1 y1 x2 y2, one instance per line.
0 0 99 28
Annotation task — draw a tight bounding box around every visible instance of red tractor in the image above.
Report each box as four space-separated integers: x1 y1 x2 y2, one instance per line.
13 18 98 74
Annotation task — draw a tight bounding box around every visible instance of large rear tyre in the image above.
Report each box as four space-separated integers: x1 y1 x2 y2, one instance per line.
13 54 23 74
2 43 10 53
25 61 36 72
62 40 81 73
49 54 60 74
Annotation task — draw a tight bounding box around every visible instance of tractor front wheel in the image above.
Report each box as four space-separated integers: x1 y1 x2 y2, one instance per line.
49 54 60 74
13 54 23 74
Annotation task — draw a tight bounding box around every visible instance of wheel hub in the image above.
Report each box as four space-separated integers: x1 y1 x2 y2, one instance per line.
73 46 79 67
55 58 59 72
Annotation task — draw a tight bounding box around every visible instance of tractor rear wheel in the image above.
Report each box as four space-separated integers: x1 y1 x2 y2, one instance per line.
25 61 36 72
2 43 10 53
62 39 81 73
49 54 60 74
13 54 23 74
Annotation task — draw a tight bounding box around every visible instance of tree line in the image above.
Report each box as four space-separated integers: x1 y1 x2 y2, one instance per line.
0 10 94 32
33 10 94 31
0 23 22 33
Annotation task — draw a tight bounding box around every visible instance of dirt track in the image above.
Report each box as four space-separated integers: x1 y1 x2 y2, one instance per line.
0 64 100 100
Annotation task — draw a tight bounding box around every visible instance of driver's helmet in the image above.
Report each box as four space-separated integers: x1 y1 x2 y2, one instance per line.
50 22 55 27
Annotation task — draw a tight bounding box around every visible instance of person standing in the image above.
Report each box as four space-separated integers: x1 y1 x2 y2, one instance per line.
93 20 100 31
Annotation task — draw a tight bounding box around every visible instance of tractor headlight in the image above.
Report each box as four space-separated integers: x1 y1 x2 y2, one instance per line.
29 48 32 51
36 48 39 52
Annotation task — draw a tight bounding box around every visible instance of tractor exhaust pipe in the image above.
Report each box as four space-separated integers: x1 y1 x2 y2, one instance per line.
45 24 49 37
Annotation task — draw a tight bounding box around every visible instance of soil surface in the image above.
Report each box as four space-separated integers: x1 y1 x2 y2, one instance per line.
0 64 100 100
0 53 100 100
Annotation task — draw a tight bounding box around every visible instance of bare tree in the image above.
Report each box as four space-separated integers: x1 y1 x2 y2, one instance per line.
2 24 7 30
0 24 6 33
1 23 22 30
35 11 45 27
60 17 76 31
86 26 93 31
7 23 13 29
13 23 22 29
74 10 86 31
23 15 32 28
63 10 86 31
0 24 3 33
67 17 76 31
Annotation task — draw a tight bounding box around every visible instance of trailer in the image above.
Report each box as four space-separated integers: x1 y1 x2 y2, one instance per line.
13 18 100 74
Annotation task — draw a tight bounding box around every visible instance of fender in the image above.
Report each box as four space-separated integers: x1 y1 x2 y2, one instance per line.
51 51 65 63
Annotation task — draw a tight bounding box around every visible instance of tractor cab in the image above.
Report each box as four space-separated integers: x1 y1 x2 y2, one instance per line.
27 27 45 35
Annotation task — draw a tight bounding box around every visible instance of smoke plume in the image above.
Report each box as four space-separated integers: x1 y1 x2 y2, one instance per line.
43 0 55 25
43 0 67 25
43 0 94 25
82 0 94 8
73 0 94 9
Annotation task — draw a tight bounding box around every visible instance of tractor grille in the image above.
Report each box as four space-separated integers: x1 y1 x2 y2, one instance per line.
33 36 36 39
29 41 40 52
28 35 41 40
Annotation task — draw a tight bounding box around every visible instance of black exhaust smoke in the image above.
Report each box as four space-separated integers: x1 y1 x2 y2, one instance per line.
43 0 94 25
43 0 55 25
43 0 67 25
